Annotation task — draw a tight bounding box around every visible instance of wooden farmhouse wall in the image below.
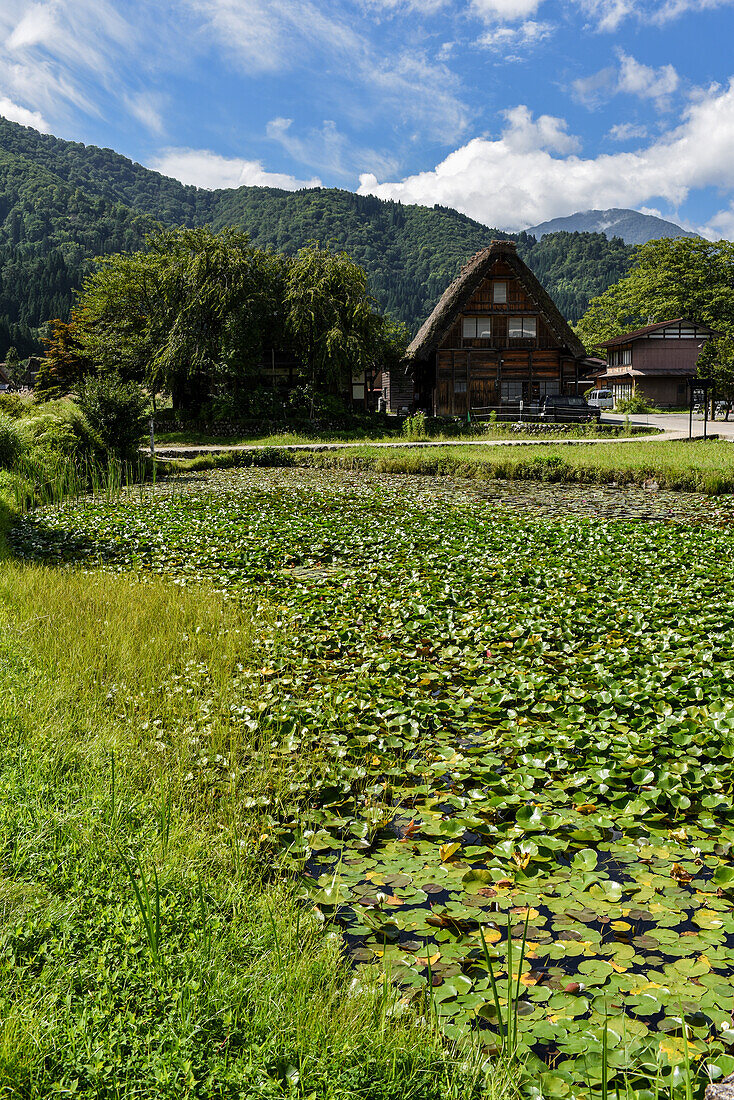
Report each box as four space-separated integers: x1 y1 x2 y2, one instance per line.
430 259 576 417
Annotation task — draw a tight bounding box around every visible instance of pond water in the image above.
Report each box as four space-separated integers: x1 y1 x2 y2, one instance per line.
12 468 734 1096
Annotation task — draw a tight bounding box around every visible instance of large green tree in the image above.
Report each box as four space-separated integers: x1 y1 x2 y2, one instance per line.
576 238 734 411
72 227 287 414
576 238 734 353
285 244 395 405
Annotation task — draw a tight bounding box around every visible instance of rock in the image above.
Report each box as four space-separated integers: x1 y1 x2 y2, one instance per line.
706 1074 734 1100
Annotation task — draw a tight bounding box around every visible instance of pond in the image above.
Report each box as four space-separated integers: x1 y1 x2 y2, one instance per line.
12 468 734 1096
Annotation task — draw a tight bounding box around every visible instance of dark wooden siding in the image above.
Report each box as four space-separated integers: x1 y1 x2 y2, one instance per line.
429 261 574 416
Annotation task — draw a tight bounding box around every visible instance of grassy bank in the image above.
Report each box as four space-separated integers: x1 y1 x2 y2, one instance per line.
0 562 505 1099
157 422 648 448
175 438 734 494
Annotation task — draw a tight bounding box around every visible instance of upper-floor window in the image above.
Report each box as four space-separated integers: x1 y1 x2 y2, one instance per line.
493 281 507 304
508 316 537 339
462 316 492 339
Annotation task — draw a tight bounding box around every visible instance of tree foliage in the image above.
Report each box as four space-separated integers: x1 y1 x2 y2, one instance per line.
54 229 400 416
576 238 734 352
285 245 385 393
0 116 638 360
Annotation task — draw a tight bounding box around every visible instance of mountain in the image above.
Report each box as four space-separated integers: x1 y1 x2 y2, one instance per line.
0 116 636 357
526 208 698 246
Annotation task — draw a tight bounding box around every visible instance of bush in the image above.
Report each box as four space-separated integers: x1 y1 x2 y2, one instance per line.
0 414 25 469
0 394 27 419
25 400 101 459
616 393 654 414
78 374 149 461
402 411 428 440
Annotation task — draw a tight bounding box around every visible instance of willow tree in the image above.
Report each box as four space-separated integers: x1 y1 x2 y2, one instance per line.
285 244 387 404
68 227 286 415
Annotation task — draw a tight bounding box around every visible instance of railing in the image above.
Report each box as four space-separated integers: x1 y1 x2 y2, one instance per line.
465 404 600 424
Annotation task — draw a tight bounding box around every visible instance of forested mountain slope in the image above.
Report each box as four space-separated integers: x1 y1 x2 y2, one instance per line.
0 116 636 357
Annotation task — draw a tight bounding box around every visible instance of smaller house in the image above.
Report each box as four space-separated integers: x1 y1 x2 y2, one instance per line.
0 362 10 391
597 319 717 408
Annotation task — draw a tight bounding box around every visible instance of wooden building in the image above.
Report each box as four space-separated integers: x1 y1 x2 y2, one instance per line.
596 319 717 408
391 240 588 416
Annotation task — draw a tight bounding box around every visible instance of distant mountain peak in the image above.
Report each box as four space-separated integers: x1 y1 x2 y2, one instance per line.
525 208 698 246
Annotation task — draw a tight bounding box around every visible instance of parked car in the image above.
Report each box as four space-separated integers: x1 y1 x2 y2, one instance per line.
539 394 601 422
586 389 615 410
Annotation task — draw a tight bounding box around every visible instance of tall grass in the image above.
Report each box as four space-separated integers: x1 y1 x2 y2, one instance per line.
176 439 734 495
7 450 156 512
0 563 509 1099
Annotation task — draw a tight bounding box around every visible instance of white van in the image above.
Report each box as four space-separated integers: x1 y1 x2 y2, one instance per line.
586 389 615 410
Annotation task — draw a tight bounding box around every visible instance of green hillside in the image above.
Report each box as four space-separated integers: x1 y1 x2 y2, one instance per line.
0 116 635 358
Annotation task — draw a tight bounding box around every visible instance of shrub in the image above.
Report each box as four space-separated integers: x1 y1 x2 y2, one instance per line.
402 411 428 440
0 414 25 469
0 394 27 419
78 374 149 461
616 393 654 414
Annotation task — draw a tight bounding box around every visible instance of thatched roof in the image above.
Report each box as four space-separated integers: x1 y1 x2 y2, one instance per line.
406 240 586 363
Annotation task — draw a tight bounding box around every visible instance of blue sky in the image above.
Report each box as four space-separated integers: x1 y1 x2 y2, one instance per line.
1 0 734 237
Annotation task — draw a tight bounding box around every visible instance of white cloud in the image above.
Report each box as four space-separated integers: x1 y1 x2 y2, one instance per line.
266 117 399 178
501 105 581 153
368 52 469 143
187 0 363 75
187 0 468 144
471 0 544 18
617 51 679 104
125 92 167 136
358 0 449 12
0 0 139 121
574 0 734 29
574 51 680 110
149 147 322 191
479 19 554 51
702 201 734 240
608 121 649 141
357 80 734 231
0 95 49 131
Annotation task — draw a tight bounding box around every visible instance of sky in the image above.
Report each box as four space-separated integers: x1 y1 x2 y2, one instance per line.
1 0 734 237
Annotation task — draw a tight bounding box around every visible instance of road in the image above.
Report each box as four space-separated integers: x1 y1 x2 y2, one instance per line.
615 411 734 439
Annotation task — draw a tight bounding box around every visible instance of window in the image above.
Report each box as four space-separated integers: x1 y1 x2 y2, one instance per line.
501 381 523 403
462 316 492 339
538 381 560 397
455 380 467 394
493 281 507 304
622 348 631 365
508 317 537 339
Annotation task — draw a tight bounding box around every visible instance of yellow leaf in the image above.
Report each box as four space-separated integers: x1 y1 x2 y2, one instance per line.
478 928 502 945
611 920 631 930
416 952 441 966
609 961 628 973
439 842 461 863
369 755 381 766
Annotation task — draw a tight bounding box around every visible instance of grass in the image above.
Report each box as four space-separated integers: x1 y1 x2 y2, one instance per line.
171 438 734 494
155 423 646 449
0 561 511 1099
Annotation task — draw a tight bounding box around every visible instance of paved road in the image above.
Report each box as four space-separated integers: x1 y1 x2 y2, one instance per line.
614 411 734 439
154 412 732 458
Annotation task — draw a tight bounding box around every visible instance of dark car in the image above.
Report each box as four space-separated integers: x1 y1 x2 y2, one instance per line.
539 394 601 423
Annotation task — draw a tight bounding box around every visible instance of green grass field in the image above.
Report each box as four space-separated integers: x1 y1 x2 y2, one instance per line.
175 438 734 494
156 423 646 449
0 557 509 1099
7 467 734 1099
